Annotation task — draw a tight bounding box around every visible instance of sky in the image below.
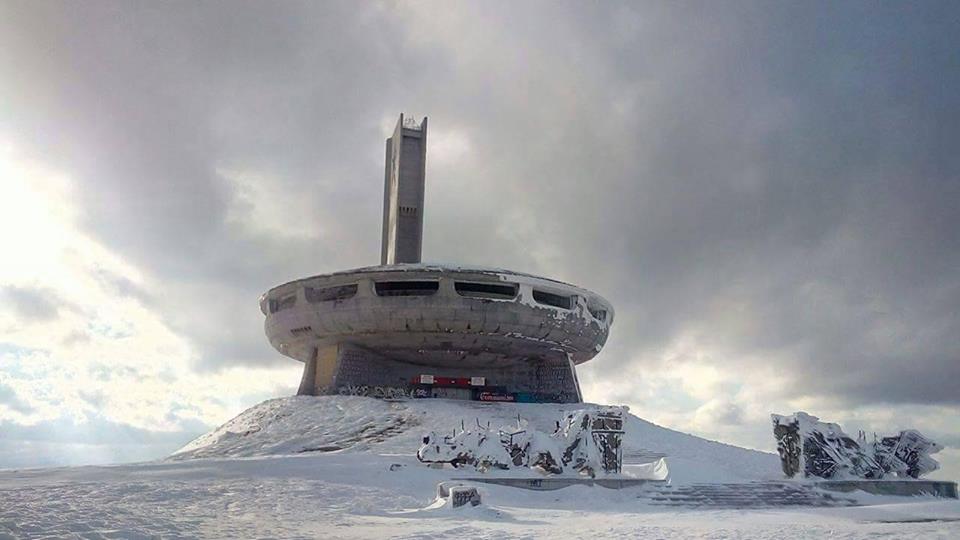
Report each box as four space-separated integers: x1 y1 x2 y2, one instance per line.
1 1 958 478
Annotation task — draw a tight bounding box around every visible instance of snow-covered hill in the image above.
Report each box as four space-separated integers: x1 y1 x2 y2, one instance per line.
171 395 779 484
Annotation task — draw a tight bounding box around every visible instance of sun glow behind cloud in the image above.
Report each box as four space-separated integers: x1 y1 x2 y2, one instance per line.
0 144 296 465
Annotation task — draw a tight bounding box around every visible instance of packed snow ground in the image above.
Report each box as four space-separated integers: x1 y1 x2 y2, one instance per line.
1 396 957 539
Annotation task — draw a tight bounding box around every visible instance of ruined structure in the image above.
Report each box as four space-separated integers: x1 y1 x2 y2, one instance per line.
417 408 626 477
771 412 943 480
260 115 613 403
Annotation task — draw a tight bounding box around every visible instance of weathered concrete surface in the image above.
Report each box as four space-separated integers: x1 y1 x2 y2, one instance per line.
262 265 612 366
332 343 582 402
435 481 460 499
262 265 613 402
435 482 482 507
815 479 958 498
295 349 318 396
449 486 482 508
381 114 427 265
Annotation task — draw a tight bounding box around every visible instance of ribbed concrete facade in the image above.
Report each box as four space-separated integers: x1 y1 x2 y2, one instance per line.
261 265 612 402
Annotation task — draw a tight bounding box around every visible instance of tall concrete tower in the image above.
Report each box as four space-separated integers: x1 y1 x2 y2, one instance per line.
261 114 613 404
381 114 428 265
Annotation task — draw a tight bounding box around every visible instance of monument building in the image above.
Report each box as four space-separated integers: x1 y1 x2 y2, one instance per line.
259 114 613 403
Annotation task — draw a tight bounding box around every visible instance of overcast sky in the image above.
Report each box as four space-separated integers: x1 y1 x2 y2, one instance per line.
1 1 958 478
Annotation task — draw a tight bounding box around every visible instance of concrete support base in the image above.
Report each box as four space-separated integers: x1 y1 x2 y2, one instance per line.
297 346 341 396
296 347 319 396
295 342 583 402
328 343 581 402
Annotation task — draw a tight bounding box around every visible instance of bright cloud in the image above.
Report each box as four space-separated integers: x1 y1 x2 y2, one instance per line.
0 146 297 463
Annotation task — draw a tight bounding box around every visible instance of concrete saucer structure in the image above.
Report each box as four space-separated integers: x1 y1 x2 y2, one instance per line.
260 115 613 403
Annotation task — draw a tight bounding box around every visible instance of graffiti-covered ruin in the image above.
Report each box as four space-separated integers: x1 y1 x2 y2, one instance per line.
417 408 626 477
771 412 943 480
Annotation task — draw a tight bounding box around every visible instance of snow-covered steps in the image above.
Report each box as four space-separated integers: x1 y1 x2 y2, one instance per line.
645 481 859 509
448 478 860 508
456 477 666 491
814 479 958 499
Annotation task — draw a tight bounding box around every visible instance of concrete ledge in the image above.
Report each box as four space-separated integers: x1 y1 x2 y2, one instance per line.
454 477 665 491
263 265 613 366
815 479 958 498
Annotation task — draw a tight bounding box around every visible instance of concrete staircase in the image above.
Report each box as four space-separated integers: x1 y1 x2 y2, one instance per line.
645 481 858 508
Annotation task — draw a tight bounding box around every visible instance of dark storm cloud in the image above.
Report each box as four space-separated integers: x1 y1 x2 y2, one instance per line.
576 2 960 406
2 0 406 367
0 382 32 414
2 2 958 404
91 268 154 306
0 285 63 323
